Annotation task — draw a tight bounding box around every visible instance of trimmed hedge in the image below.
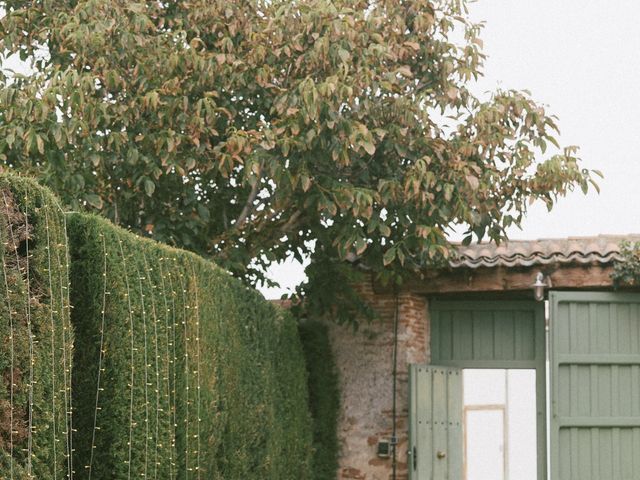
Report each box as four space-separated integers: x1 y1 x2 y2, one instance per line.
0 175 313 479
67 213 313 479
0 176 73 479
299 320 340 480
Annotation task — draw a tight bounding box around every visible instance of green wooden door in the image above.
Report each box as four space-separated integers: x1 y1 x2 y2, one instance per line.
409 365 462 480
550 292 640 480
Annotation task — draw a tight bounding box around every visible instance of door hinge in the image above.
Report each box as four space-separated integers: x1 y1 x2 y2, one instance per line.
411 446 417 470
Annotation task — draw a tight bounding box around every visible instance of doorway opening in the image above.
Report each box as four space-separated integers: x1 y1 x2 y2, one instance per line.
463 368 538 480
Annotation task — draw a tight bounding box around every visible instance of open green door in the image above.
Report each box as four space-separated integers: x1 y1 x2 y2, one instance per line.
409 365 462 480
550 292 640 480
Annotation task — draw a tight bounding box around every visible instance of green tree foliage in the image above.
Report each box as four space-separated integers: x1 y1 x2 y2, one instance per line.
0 1 599 321
0 175 73 479
298 320 340 480
67 212 312 479
612 242 640 287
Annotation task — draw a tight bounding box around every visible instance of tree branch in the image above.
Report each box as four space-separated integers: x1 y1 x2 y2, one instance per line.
280 210 302 233
233 161 265 230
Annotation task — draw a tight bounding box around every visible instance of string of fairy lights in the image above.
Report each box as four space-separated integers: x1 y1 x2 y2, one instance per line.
1 191 17 480
178 267 191 478
117 237 136 480
162 257 179 476
141 250 162 480
86 234 109 480
54 197 75 480
23 187 34 479
157 256 177 477
132 246 151 478
188 258 202 480
43 195 60 480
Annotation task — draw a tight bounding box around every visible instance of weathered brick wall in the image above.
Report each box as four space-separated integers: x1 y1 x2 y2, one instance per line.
326 280 429 480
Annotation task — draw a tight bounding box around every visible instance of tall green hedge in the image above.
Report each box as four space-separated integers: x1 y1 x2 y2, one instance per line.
67 213 313 479
0 175 313 479
298 320 340 480
0 176 73 479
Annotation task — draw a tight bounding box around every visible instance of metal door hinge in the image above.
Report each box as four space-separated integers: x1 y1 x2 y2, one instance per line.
411 446 417 470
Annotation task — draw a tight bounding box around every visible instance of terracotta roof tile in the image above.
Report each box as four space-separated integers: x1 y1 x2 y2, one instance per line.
450 235 640 269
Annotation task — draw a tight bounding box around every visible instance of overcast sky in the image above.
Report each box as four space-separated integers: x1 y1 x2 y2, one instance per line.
262 0 640 298
470 0 640 238
3 3 639 298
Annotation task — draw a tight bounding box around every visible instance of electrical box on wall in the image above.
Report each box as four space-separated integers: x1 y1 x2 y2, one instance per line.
377 440 390 458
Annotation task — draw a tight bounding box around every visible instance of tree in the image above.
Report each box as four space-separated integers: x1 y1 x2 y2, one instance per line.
0 0 599 322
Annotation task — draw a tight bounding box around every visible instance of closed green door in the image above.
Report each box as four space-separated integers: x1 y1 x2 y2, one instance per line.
550 292 640 480
409 365 462 480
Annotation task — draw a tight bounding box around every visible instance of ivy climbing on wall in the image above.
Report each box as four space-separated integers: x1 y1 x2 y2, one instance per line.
0 176 74 479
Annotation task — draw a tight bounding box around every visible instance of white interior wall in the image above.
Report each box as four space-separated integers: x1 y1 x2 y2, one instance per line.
463 369 537 480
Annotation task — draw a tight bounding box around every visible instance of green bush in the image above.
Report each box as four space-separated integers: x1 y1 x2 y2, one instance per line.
299 320 340 480
0 175 73 479
67 212 313 479
612 241 640 286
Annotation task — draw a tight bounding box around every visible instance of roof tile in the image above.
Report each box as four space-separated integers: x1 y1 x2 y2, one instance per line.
450 234 640 269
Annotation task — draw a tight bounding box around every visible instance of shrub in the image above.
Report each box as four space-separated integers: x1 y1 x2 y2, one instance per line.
299 320 340 480
0 175 73 479
612 241 640 286
67 213 312 479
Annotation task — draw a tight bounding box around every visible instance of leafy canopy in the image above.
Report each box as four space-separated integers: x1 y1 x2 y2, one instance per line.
0 0 599 321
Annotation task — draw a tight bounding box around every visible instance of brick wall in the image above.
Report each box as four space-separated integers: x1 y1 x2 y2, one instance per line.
326 280 429 480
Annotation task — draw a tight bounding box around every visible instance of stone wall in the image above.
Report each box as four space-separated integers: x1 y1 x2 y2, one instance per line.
326 280 429 480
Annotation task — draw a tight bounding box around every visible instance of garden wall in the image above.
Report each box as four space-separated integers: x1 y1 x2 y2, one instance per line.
326 280 428 480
